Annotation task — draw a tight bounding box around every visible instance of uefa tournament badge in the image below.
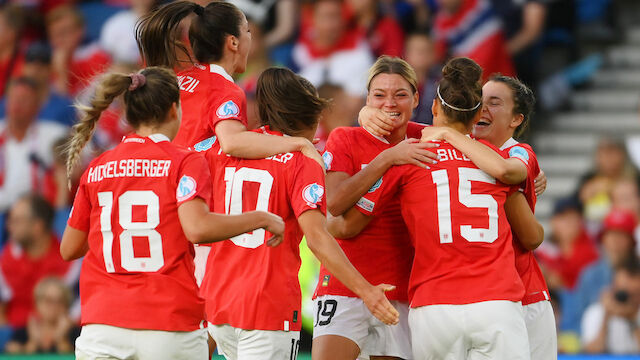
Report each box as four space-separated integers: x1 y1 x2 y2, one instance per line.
216 100 240 119
302 183 324 208
177 175 197 202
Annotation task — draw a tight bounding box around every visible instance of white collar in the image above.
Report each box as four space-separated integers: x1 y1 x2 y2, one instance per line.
210 64 234 83
500 137 519 150
148 133 170 143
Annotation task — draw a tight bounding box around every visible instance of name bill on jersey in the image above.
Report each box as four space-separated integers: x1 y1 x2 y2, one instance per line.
87 159 171 183
177 75 201 93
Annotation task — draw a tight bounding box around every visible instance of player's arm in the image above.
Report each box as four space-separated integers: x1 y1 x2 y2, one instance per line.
298 209 399 325
422 126 527 184
214 120 324 168
504 191 544 250
60 226 89 261
327 140 436 216
178 198 284 245
327 207 373 239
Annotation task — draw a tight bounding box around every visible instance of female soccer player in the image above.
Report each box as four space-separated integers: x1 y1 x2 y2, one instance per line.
312 56 438 360
201 67 400 360
343 57 543 359
60 67 284 359
421 75 556 359
135 1 320 160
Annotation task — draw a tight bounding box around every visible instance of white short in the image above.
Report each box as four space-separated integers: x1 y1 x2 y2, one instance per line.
193 245 211 287
208 323 300 360
312 295 412 360
75 324 208 360
409 300 530 360
524 300 557 360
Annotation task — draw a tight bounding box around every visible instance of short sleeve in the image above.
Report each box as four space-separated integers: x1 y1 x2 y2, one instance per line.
176 152 213 207
208 86 248 133
67 174 91 232
289 155 327 217
323 128 354 174
356 165 404 216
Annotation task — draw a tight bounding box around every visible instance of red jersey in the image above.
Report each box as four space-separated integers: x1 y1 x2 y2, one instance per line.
173 63 248 148
67 134 210 331
313 126 416 302
365 139 524 307
0 236 71 328
501 138 550 305
201 126 326 332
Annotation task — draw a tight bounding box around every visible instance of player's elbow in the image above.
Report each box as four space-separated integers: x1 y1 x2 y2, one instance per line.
59 246 74 261
217 136 240 157
521 223 544 250
183 226 210 245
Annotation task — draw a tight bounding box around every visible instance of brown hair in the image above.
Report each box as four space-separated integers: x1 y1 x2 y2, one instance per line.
256 67 328 137
436 57 483 126
488 75 536 138
367 56 418 94
65 67 179 183
136 1 244 68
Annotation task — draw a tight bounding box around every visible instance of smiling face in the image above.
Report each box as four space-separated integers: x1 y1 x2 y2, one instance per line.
474 80 523 147
366 73 418 132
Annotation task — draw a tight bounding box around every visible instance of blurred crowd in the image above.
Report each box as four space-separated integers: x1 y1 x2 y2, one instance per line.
0 0 623 355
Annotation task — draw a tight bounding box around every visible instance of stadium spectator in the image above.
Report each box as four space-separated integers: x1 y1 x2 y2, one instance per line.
0 77 68 213
404 31 440 124
0 194 74 340
489 0 547 86
4 277 78 354
228 0 298 65
581 262 640 354
293 0 373 133
537 196 598 290
578 137 636 233
0 42 75 128
0 5 25 98
431 0 515 81
99 0 156 65
46 5 111 96
567 209 639 333
609 178 640 255
345 0 405 57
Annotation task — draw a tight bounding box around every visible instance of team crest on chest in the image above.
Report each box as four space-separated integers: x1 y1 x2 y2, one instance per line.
302 183 324 207
177 175 197 202
216 100 240 119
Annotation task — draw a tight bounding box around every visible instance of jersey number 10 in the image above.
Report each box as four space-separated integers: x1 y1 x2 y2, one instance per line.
98 191 164 273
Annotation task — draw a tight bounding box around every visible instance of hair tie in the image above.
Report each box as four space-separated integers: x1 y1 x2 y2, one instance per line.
193 4 205 16
437 85 481 112
128 73 146 91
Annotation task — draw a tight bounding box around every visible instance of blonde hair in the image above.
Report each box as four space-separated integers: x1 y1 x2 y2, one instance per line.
367 56 418 94
33 277 73 309
65 66 179 186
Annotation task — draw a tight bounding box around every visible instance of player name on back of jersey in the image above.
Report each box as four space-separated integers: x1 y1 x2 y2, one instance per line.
87 159 172 183
436 147 470 162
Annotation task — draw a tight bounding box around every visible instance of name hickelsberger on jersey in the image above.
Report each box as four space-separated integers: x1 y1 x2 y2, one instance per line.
87 159 172 183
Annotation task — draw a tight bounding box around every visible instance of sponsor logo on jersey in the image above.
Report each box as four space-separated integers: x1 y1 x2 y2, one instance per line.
322 275 330 287
356 197 375 213
368 178 383 193
194 136 217 152
322 151 333 170
216 100 240 119
302 183 324 207
177 175 197 202
509 146 529 164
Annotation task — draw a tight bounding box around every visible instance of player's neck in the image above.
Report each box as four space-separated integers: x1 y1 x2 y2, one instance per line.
136 123 176 141
214 58 235 79
444 122 470 135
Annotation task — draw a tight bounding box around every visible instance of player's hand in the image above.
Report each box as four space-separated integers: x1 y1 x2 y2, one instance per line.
359 106 394 137
299 140 326 172
420 126 450 142
534 170 547 197
261 212 285 247
361 283 400 325
384 138 438 169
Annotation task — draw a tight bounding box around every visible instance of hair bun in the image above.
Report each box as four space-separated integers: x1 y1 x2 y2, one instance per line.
442 57 482 86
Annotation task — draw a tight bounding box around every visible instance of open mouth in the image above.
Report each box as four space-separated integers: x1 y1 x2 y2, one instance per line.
475 119 491 128
385 111 401 119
